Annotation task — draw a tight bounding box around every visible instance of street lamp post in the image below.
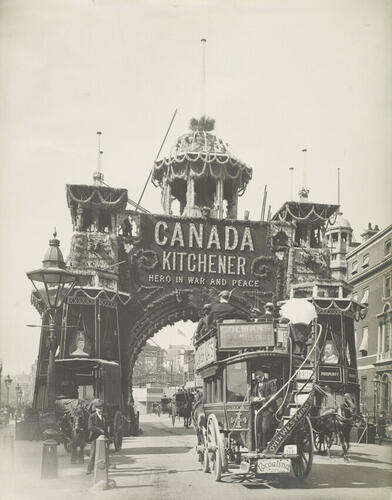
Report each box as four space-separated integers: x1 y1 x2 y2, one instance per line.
26 230 77 479
15 383 21 419
373 376 381 424
5 374 13 408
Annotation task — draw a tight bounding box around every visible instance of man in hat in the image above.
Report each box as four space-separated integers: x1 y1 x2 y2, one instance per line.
250 307 263 322
252 369 278 450
195 303 212 340
208 291 247 326
264 302 275 317
86 400 108 475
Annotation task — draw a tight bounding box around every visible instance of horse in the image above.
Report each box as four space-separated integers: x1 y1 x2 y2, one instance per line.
183 391 194 428
191 396 206 465
312 411 364 462
68 403 89 464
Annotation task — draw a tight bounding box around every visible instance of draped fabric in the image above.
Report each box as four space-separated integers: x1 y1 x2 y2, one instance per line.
66 184 128 210
152 129 252 193
100 306 119 361
153 159 252 191
272 201 339 224
344 315 357 368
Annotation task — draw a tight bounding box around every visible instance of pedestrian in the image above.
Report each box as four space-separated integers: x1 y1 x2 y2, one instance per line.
86 400 108 475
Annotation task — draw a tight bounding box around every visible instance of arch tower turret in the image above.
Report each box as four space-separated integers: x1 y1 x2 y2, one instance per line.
152 117 252 219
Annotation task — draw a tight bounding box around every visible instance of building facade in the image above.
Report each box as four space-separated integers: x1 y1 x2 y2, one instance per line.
346 223 392 420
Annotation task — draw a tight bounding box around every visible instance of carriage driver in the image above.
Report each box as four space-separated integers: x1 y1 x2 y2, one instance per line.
252 369 278 450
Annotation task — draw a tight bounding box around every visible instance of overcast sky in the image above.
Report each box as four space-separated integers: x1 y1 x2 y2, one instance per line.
0 0 391 375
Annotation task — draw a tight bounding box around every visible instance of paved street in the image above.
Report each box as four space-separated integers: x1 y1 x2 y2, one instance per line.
1 415 392 500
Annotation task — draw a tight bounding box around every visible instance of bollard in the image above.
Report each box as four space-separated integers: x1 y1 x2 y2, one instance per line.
41 439 58 479
92 436 115 490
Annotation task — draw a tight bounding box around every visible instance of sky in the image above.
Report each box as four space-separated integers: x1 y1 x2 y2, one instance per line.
0 0 391 374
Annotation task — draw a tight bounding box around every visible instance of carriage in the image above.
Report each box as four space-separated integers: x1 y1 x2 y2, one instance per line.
171 391 191 427
160 396 171 415
306 297 365 456
193 297 363 481
55 358 137 452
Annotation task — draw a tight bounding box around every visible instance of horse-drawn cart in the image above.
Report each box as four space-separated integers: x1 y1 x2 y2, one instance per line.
55 358 132 453
171 391 191 427
193 297 364 481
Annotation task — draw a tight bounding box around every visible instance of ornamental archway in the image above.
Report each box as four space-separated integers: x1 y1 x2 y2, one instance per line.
125 287 252 398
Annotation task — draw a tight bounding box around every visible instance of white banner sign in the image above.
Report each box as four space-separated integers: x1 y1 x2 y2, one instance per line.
195 337 217 370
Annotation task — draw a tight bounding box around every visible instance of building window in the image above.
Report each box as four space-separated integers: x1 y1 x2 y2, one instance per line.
362 254 369 268
359 326 368 356
385 240 391 256
384 275 391 298
226 362 247 402
352 260 358 275
385 322 391 353
381 374 390 413
361 287 369 305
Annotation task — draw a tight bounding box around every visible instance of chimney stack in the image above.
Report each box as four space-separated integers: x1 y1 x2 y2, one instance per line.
360 222 379 242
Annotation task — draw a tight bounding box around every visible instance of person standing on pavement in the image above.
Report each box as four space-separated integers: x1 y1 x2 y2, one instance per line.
86 400 108 475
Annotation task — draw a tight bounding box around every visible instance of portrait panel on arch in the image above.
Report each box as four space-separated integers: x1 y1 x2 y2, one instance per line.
322 341 338 364
69 330 91 357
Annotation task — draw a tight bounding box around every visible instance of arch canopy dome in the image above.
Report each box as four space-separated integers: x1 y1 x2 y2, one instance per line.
152 117 252 195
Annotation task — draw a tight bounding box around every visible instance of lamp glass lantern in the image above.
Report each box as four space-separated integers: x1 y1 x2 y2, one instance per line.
26 230 77 311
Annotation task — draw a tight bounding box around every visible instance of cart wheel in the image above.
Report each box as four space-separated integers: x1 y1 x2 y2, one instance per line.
292 416 314 481
113 411 123 452
314 431 327 454
207 414 224 481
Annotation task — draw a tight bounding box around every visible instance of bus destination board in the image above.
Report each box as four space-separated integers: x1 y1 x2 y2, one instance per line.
218 322 274 351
